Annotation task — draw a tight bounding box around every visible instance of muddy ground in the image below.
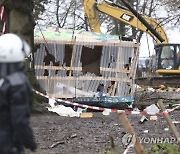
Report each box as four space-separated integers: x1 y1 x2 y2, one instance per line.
26 107 180 154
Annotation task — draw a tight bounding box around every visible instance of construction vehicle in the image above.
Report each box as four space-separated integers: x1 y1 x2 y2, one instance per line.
83 0 180 76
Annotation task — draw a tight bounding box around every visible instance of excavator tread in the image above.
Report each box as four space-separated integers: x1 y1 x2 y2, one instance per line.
135 75 180 87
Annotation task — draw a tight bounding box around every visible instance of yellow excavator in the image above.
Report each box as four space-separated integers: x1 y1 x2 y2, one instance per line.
83 0 180 76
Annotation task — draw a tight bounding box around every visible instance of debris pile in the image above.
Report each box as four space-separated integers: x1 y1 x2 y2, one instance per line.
136 84 180 92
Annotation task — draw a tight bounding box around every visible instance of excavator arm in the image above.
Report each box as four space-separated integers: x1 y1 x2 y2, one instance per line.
84 0 180 76
83 0 168 44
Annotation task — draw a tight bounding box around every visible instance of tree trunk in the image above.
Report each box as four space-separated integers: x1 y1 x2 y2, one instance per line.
3 0 48 112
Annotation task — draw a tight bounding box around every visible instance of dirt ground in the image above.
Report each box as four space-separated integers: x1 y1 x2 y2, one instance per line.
26 108 180 154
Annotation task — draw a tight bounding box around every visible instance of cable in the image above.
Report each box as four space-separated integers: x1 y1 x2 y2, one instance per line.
71 0 77 41
70 0 78 98
145 32 151 57
136 0 139 40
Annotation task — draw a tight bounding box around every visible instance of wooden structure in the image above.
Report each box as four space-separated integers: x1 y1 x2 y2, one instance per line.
34 27 139 102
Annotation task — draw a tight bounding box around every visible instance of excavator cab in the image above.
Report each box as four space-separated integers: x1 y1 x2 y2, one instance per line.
83 0 180 76
155 44 180 75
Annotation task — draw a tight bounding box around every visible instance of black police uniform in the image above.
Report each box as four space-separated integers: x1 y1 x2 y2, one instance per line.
0 63 37 154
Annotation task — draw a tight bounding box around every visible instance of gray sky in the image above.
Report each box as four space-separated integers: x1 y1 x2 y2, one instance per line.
139 28 180 57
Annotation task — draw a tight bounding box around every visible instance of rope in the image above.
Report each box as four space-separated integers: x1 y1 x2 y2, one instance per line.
32 88 177 116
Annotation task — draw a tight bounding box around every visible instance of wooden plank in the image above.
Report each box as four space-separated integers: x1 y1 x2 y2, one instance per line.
69 38 77 76
35 65 136 74
157 99 180 144
34 39 139 48
118 113 145 154
130 46 139 77
36 76 132 82
112 47 121 96
100 67 131 74
80 113 93 118
35 65 82 71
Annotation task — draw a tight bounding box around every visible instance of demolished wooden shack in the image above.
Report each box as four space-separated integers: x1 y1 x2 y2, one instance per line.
34 27 139 108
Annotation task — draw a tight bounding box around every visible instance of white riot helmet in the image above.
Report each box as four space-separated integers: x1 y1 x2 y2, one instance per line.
0 33 30 63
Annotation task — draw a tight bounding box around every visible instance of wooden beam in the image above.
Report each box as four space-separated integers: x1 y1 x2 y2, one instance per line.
35 65 136 74
36 75 132 82
157 99 180 144
34 39 139 48
69 37 77 76
118 113 145 154
35 65 82 71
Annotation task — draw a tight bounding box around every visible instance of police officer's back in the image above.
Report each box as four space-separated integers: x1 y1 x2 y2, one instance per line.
0 33 37 153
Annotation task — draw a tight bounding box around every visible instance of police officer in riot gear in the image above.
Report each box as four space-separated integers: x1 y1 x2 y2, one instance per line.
0 33 37 153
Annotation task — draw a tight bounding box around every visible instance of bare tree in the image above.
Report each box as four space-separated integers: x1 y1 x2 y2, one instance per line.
158 0 180 27
39 0 179 41
34 0 49 20
39 0 86 30
1 0 47 106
